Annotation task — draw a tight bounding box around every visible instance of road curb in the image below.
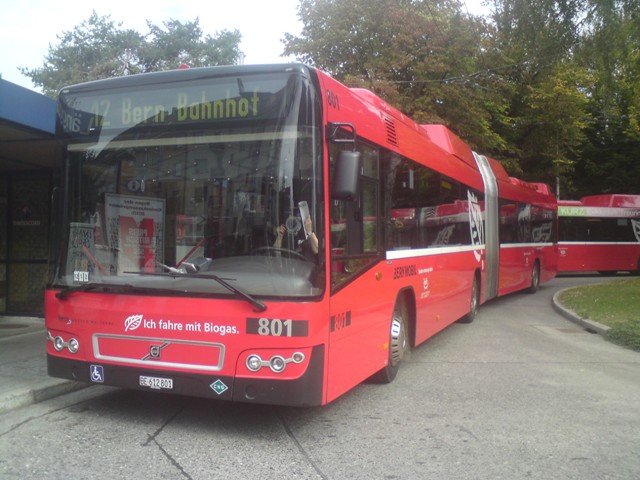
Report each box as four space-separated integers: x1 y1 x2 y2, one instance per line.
552 287 611 335
0 379 88 414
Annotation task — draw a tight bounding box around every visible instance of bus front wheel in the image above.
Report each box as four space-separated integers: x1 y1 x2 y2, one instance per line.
369 297 410 384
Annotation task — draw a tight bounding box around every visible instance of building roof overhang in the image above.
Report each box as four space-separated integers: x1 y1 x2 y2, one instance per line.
0 79 59 172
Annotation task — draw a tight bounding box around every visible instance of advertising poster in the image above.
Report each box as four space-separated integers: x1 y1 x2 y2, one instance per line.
105 194 165 273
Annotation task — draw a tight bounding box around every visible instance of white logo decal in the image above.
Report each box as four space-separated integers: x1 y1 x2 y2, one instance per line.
632 219 640 243
90 365 104 383
124 314 144 332
467 190 484 262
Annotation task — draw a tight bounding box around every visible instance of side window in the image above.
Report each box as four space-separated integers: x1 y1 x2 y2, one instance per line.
500 201 555 244
530 206 555 243
517 203 532 243
384 153 480 250
362 179 378 252
499 201 518 244
386 154 416 249
559 216 590 242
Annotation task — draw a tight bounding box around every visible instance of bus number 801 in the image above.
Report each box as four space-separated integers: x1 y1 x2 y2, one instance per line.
246 318 308 337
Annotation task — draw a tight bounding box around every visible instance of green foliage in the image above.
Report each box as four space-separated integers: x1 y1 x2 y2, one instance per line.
513 63 592 186
21 12 242 97
572 0 640 195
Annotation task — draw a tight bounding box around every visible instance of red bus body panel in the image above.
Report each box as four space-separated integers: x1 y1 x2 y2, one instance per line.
558 243 640 272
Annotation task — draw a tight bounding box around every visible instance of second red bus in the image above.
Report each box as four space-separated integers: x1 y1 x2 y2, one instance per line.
558 195 640 274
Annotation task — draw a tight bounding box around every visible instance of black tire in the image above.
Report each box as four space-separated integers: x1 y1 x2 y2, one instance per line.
368 297 410 384
526 261 540 294
457 276 479 324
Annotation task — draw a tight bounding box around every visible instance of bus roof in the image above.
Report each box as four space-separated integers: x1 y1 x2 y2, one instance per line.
559 194 640 208
418 124 476 169
58 63 312 94
580 194 640 208
327 75 556 206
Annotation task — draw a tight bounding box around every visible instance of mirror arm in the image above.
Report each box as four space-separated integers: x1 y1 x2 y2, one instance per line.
326 122 357 151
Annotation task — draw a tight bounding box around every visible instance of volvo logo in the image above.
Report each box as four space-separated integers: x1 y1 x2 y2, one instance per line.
142 342 170 361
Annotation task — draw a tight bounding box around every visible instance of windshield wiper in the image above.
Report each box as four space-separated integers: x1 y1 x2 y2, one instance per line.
203 272 267 312
148 259 267 313
55 282 138 300
55 282 102 300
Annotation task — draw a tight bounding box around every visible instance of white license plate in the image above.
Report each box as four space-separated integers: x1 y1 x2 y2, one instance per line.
139 375 173 390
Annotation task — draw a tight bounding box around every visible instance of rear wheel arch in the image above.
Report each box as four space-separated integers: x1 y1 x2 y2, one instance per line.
527 259 541 294
458 270 481 324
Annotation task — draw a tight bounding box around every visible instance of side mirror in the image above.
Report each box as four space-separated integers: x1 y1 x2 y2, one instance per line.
332 150 361 200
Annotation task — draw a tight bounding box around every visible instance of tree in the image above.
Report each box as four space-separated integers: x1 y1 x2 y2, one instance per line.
513 63 592 189
284 0 510 155
21 12 242 97
488 0 640 195
573 0 640 194
486 0 591 187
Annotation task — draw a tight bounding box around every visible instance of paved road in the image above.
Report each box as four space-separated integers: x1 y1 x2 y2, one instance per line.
1 276 639 480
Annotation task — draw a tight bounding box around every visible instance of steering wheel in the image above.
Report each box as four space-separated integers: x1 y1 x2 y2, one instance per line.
253 246 307 261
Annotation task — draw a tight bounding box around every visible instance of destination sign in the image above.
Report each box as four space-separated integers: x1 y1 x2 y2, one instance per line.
58 73 293 136
558 205 640 218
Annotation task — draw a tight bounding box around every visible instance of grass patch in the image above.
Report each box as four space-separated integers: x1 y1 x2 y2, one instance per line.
558 278 640 351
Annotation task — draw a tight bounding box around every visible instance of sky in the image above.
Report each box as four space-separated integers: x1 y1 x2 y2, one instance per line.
0 0 488 93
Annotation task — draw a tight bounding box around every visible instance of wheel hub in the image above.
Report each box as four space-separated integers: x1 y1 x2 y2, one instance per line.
389 315 407 367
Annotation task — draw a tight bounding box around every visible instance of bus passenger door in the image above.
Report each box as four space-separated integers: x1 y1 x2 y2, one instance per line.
327 142 389 403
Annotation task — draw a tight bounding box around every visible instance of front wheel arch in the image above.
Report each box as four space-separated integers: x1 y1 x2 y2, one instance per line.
368 289 414 384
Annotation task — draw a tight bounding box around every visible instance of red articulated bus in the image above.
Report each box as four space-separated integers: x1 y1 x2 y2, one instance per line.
558 195 640 274
46 64 556 406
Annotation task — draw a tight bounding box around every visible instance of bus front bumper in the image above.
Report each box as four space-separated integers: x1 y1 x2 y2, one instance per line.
47 344 325 407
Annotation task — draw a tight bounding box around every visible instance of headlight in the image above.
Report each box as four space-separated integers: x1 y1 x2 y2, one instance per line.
246 354 263 372
67 338 79 354
269 355 286 373
53 336 65 352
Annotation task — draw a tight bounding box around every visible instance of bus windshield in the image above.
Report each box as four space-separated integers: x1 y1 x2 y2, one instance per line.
54 69 324 299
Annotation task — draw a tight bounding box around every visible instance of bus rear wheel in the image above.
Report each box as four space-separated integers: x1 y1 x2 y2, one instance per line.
369 297 410 384
457 276 479 324
526 261 540 294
